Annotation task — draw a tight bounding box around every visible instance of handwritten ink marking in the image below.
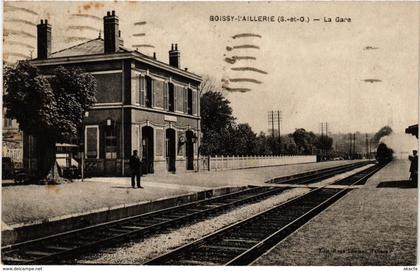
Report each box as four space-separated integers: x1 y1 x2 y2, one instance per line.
4 29 36 38
4 5 39 15
71 14 101 21
224 56 256 64
222 86 252 93
231 67 268 74
226 45 260 51
134 21 147 26
227 78 262 84
4 40 35 49
232 33 262 39
4 18 36 26
67 25 100 32
132 44 155 48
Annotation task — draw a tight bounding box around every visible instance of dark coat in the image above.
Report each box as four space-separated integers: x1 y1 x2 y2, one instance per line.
129 155 142 172
409 155 418 173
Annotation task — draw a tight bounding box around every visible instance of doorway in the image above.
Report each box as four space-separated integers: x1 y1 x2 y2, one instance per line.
142 126 154 174
186 131 194 170
165 129 176 172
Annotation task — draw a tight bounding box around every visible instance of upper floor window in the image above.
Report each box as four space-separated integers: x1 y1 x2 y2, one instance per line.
187 88 193 115
139 75 153 108
145 76 153 108
182 87 193 115
139 76 145 106
164 82 175 112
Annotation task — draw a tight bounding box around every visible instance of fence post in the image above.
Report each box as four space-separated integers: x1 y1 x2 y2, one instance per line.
208 155 210 171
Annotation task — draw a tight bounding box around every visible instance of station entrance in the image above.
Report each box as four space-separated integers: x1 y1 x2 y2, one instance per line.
165 129 176 172
142 126 154 174
186 131 194 170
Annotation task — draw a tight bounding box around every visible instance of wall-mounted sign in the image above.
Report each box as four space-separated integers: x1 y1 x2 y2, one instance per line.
164 115 177 122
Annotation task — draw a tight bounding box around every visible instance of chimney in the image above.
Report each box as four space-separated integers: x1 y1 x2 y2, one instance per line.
169 43 180 68
37 19 51 59
103 10 120 53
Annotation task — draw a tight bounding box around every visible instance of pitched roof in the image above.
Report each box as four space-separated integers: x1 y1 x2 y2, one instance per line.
50 38 129 58
41 38 201 82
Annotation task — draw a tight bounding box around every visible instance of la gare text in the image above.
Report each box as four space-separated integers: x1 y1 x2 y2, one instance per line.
209 15 351 23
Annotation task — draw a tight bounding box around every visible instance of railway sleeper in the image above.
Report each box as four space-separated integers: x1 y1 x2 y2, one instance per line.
215 241 256 250
200 245 248 252
170 259 219 266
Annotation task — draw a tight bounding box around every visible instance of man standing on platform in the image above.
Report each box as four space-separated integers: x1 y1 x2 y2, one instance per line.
130 150 143 188
409 150 418 184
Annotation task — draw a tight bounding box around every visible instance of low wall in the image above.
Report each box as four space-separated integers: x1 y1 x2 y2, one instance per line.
200 155 317 171
1 186 247 246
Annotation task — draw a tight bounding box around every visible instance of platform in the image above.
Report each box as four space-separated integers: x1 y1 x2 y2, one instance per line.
1 160 356 227
253 159 417 265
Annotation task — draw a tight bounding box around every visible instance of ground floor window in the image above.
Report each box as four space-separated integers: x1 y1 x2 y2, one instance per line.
85 126 99 158
105 127 117 159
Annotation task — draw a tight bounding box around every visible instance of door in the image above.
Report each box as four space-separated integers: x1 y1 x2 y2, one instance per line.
166 129 176 172
186 131 194 170
142 126 154 174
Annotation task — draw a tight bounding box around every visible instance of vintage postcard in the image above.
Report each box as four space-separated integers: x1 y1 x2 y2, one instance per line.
1 1 418 269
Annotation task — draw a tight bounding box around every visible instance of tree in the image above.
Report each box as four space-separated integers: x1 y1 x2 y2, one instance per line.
256 132 271 155
315 135 333 154
200 75 226 95
227 123 257 155
292 128 317 154
3 61 97 181
200 90 235 155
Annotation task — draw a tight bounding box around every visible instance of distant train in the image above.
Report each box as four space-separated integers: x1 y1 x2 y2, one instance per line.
376 142 394 165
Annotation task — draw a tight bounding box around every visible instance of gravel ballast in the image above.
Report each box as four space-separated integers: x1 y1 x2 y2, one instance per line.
76 187 310 264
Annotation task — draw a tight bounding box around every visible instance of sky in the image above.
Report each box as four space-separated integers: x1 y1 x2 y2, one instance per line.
3 1 419 135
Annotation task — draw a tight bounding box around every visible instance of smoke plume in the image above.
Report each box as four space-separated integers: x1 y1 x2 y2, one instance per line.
379 133 418 159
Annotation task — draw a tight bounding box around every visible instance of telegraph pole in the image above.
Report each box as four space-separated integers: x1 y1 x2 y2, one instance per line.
271 111 274 138
365 134 369 159
268 110 281 155
353 133 356 157
277 111 282 154
325 122 328 157
320 123 324 157
320 122 329 158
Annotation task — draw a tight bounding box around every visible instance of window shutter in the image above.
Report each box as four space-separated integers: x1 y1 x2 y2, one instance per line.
163 82 168 110
151 79 154 107
174 85 177 111
192 90 196 115
139 76 145 106
183 87 188 113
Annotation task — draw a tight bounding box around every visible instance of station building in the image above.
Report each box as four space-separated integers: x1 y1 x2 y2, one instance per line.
29 11 202 176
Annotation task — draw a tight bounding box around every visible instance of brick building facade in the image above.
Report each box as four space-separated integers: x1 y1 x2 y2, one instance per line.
28 11 202 176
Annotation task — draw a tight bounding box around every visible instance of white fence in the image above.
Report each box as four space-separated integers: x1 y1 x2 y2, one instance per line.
200 155 317 171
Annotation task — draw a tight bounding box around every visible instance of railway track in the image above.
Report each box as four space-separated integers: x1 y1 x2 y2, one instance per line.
267 160 373 185
145 164 382 266
333 163 383 185
1 186 291 264
1 161 377 265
